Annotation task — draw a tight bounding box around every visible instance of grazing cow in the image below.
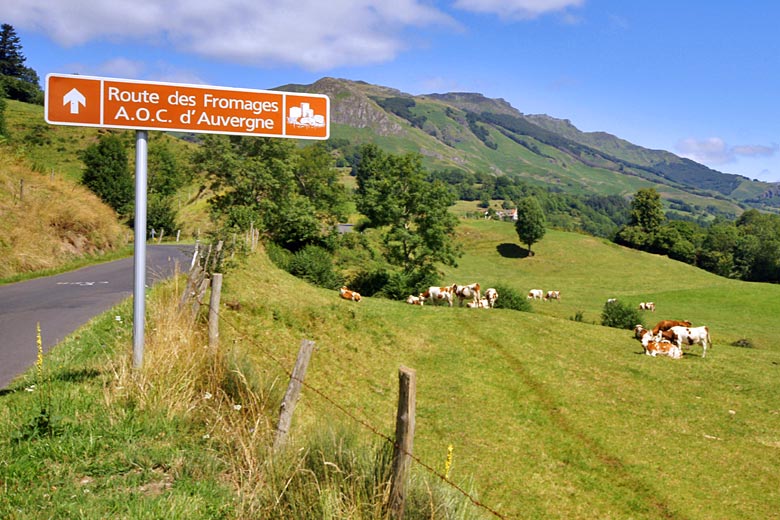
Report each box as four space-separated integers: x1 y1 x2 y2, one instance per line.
607 298 617 304
466 298 491 309
484 288 499 308
421 286 454 307
339 286 362 302
405 294 424 306
527 289 544 300
544 290 561 301
453 283 481 306
639 302 656 312
669 325 712 358
651 319 692 336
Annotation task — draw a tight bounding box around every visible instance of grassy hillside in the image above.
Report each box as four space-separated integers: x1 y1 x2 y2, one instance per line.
3 220 779 518
219 221 780 518
0 145 128 278
0 100 203 279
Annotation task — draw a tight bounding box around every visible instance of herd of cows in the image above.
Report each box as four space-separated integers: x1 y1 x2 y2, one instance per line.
339 284 711 359
633 319 712 359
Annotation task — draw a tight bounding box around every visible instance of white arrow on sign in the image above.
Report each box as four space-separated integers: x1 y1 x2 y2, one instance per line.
63 87 86 114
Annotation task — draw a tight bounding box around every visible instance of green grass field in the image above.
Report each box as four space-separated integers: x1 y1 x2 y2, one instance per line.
2 219 778 519
221 220 780 518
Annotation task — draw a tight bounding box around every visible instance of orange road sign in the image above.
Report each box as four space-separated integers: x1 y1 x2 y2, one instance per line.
45 73 329 139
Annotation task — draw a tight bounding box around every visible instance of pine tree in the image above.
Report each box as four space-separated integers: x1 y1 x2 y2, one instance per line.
0 24 25 77
0 24 43 103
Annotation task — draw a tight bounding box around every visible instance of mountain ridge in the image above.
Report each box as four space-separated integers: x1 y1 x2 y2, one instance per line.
276 77 779 217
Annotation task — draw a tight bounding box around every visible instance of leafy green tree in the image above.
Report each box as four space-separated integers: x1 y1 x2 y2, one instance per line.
293 142 349 226
630 187 665 234
0 24 42 104
80 133 134 217
354 144 460 276
615 187 665 250
698 221 739 277
514 196 546 254
146 194 178 237
148 139 187 198
195 135 342 249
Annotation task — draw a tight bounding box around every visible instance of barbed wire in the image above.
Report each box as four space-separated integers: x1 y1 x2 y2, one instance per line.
197 288 509 520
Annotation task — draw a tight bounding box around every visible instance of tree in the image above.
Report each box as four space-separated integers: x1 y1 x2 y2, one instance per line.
629 187 665 234
615 187 665 250
354 144 460 276
0 24 25 77
194 135 343 249
0 24 42 104
80 133 134 217
148 139 186 198
514 196 546 254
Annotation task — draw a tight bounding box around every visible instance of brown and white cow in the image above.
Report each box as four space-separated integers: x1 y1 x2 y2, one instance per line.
339 286 362 302
484 288 498 308
527 289 544 300
639 302 656 312
669 325 712 358
406 294 424 306
453 283 481 306
421 286 454 307
651 319 691 336
644 339 683 359
544 290 561 301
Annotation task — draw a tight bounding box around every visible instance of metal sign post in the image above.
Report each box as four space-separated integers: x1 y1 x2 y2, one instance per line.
133 130 148 368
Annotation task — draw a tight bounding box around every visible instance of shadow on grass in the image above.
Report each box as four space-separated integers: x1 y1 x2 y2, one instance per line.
53 368 101 384
0 368 102 397
497 243 530 259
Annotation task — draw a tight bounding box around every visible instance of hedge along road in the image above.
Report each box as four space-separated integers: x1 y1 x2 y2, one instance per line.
0 244 194 389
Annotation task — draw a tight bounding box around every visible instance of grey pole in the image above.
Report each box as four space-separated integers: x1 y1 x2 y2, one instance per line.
133 130 149 369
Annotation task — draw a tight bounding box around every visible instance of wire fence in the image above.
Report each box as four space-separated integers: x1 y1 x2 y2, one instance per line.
195 276 509 520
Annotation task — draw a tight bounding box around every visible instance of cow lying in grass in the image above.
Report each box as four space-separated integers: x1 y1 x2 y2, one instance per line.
339 286 362 302
634 325 683 359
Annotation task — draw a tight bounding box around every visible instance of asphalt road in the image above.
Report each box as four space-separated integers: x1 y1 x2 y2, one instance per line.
0 244 194 389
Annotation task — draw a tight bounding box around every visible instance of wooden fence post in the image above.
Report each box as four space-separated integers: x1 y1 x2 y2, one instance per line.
389 366 417 519
274 339 316 450
208 273 223 352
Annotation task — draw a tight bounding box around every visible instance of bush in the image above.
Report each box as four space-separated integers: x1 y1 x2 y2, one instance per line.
266 241 293 272
491 284 532 312
288 245 343 289
348 268 390 297
601 300 642 330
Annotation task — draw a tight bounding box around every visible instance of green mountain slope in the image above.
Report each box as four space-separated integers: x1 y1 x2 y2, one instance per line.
279 78 780 218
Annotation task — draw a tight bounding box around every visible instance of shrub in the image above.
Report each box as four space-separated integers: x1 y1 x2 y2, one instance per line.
288 245 343 289
601 300 642 330
348 268 390 297
570 310 585 322
491 284 532 312
266 241 293 272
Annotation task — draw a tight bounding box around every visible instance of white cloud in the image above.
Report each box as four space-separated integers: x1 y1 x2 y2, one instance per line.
3 0 455 70
676 137 778 166
452 0 585 19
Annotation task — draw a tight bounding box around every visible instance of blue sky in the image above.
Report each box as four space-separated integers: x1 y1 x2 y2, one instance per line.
5 0 780 182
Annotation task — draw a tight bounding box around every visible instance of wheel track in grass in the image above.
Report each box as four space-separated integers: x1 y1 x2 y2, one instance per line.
468 318 685 520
